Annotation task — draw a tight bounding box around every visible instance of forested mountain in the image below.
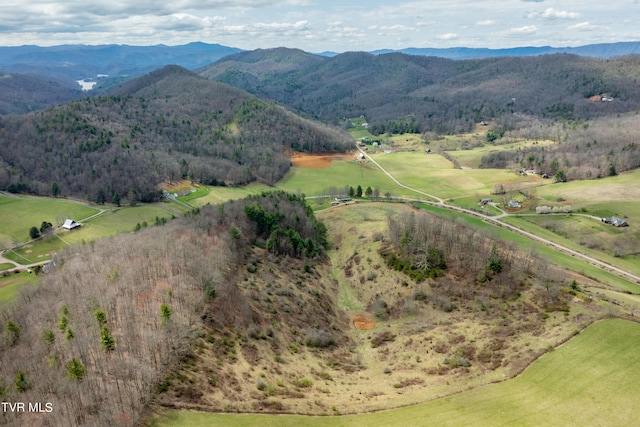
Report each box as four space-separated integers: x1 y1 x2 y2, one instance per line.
202 49 640 134
0 73 82 115
0 65 353 202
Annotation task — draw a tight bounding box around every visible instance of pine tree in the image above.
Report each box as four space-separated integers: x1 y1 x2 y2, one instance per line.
100 326 115 351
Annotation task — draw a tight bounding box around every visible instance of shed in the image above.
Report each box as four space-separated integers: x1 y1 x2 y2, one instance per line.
62 219 81 230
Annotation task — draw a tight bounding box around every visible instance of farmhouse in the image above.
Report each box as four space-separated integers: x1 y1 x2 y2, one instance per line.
602 216 629 227
62 219 81 230
507 200 522 208
479 198 493 205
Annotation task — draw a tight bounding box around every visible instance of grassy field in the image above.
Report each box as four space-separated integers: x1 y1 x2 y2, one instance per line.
3 203 178 265
0 271 38 303
0 195 99 246
148 319 640 426
368 151 540 199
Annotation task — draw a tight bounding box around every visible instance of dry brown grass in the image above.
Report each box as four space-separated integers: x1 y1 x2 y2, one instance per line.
156 202 608 417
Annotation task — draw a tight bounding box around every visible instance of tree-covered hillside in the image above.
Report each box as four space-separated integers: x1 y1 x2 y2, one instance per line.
202 49 640 134
0 66 353 202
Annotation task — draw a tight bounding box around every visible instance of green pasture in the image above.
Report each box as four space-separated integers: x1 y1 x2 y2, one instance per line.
504 215 640 278
0 271 38 304
177 187 210 203
369 152 536 199
4 236 65 265
59 205 177 245
0 262 14 272
3 204 177 264
149 319 640 427
276 159 414 198
0 195 99 245
189 182 273 207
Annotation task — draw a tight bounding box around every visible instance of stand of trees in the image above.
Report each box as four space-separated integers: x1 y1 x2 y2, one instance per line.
480 113 640 181
0 191 331 426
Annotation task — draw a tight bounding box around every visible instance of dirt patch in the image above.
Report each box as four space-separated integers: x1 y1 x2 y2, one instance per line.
351 312 377 330
290 152 356 169
291 153 333 168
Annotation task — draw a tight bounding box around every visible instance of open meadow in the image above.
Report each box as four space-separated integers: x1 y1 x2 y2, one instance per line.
367 151 541 199
0 194 99 247
149 319 640 427
1 200 179 265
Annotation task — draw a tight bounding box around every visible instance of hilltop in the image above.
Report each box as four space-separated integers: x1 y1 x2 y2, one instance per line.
0 65 353 202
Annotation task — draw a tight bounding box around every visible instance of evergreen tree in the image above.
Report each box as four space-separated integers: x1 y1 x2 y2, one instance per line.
65 358 86 381
365 186 373 197
100 326 115 351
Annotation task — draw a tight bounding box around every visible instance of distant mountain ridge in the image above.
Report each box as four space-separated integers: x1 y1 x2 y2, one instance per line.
0 42 242 85
2 41 640 115
372 41 640 59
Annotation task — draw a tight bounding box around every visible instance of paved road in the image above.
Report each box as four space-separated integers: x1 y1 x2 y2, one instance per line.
355 145 640 286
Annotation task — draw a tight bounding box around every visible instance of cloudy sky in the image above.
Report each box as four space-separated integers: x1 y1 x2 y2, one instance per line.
0 0 638 51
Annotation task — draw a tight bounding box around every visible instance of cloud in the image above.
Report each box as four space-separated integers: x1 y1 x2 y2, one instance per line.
505 25 538 35
437 33 459 40
476 20 498 27
529 8 581 20
568 22 601 31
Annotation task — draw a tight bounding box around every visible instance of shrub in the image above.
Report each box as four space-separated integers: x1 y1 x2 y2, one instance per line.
293 378 313 388
371 331 396 348
304 328 334 348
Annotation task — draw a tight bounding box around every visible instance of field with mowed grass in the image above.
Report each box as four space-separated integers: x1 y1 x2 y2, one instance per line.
0 271 38 303
368 151 539 199
3 203 178 265
148 319 640 427
0 195 99 246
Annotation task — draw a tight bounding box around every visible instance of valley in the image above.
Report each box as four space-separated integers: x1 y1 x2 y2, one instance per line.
2 127 640 426
2 46 640 427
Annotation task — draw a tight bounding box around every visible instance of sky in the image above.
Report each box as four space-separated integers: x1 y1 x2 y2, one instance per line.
0 0 638 52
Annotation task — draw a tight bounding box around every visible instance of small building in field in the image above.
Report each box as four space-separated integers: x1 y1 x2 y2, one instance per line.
479 198 493 205
62 219 81 230
507 200 522 208
602 216 629 227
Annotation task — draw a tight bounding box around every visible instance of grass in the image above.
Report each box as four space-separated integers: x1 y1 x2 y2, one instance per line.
276 158 407 198
0 262 15 271
368 151 539 199
61 205 176 245
0 195 99 246
148 319 640 427
0 271 38 303
3 204 177 265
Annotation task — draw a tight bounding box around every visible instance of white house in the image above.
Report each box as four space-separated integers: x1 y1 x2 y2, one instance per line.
62 219 81 230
